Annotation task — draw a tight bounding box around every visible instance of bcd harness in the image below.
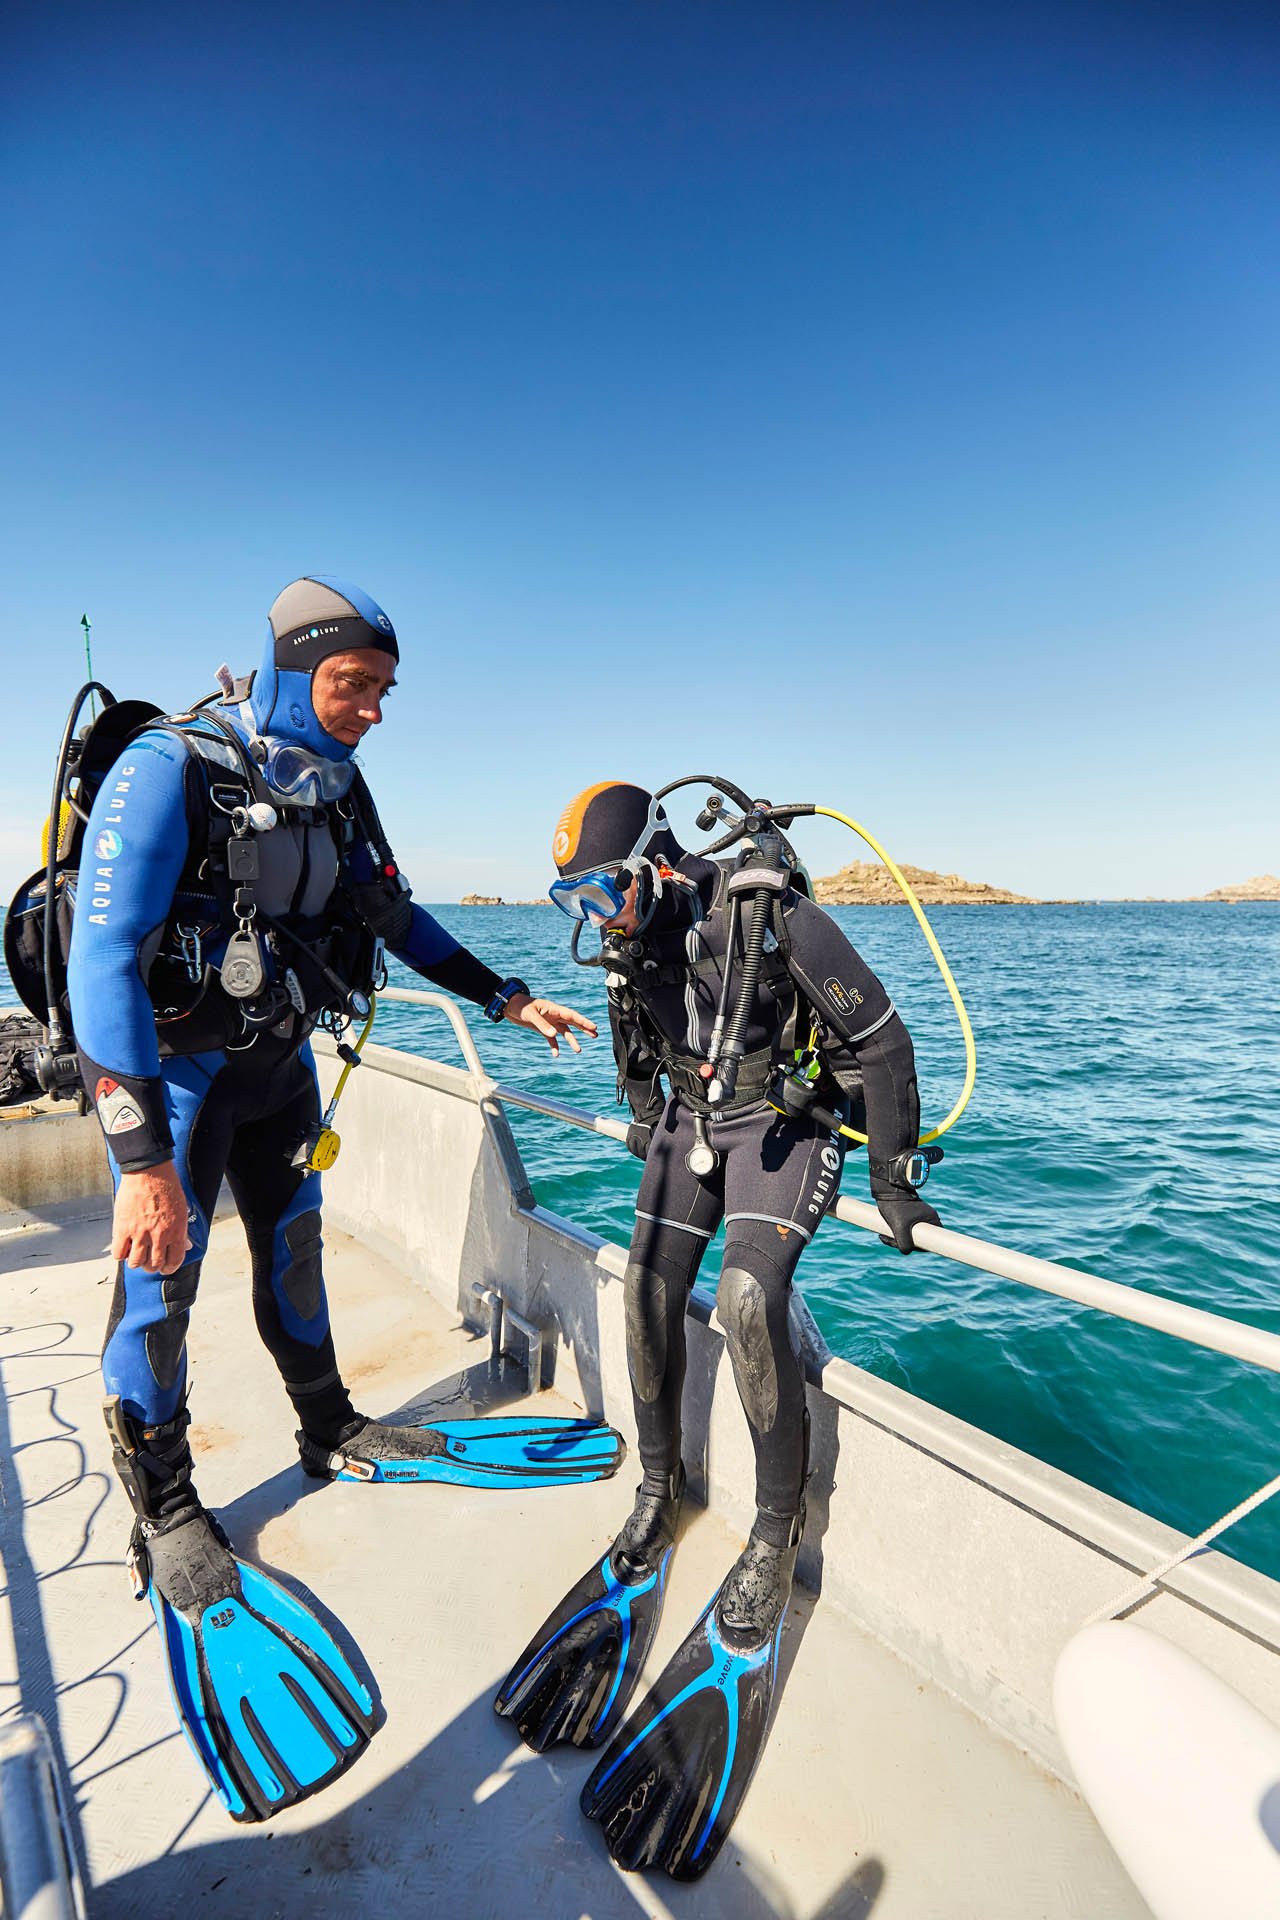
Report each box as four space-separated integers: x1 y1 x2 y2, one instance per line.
3 679 412 1091
603 862 814 1123
142 704 411 1050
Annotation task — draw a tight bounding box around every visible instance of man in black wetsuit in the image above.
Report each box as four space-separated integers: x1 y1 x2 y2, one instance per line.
495 780 941 1879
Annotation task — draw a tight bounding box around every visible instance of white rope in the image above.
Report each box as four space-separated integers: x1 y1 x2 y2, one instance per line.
1084 1466 1280 1629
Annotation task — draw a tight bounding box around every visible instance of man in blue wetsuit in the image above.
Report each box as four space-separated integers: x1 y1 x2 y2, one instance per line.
66 579 611 1819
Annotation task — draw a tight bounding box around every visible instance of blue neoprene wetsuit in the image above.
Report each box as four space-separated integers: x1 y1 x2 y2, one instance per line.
68 708 504 1445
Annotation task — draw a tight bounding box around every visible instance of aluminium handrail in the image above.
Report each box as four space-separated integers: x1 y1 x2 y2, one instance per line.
377 986 488 1079
486 1079 1280 1380
0 1716 85 1920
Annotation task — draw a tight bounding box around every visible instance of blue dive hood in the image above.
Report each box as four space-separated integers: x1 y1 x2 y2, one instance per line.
249 575 398 759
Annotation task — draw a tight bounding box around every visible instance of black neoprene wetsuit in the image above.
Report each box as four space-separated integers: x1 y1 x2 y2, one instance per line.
606 855 929 1544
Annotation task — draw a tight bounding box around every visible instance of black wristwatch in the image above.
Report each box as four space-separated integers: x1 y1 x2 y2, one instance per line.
869 1144 945 1190
484 976 531 1023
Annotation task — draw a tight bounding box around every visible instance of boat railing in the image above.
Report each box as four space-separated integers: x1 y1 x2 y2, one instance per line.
0 1717 85 1920
378 986 1280 1381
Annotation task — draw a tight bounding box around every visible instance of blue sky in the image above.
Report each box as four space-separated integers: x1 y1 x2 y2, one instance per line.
3 2 1277 902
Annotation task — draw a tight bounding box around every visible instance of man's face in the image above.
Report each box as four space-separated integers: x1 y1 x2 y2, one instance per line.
311 649 398 747
601 873 640 936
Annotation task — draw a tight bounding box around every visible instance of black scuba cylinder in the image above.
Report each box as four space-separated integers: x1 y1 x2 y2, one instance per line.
38 682 117 1098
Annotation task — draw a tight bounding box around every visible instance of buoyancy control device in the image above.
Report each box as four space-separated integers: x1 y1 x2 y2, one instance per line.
3 680 405 1099
574 772 977 1180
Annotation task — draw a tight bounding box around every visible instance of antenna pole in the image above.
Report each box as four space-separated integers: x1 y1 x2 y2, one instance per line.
81 614 95 719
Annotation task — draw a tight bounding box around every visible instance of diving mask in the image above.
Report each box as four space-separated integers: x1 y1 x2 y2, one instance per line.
550 791 675 928
257 739 356 804
234 699 357 804
549 867 634 924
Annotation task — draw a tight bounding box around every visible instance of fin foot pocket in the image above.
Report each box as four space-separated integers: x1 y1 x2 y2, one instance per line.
494 1471 682 1752
299 1413 625 1488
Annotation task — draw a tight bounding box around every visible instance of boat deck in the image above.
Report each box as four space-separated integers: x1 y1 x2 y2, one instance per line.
0 1199 1147 1919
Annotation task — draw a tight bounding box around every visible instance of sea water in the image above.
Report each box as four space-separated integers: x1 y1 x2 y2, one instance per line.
378 902 1280 1583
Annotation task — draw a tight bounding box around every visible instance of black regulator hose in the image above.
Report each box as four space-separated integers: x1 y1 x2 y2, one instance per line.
708 881 770 1106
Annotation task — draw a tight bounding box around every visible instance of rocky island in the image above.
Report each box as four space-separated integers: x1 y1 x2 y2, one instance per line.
813 860 1038 906
1195 874 1280 902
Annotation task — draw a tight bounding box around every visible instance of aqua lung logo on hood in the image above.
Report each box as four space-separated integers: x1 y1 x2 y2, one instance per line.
376 613 392 633
95 829 122 860
293 623 340 647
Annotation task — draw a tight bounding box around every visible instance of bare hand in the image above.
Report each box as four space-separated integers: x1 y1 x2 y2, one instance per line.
504 995 598 1058
112 1162 193 1275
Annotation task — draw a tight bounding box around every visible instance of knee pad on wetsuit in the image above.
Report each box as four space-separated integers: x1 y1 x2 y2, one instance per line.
623 1234 700 1405
256 1174 328 1340
715 1228 803 1439
101 1226 208 1409
624 1260 674 1404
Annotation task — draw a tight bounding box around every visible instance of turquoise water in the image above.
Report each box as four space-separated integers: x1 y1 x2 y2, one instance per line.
377 902 1280 1582
9 902 1280 1578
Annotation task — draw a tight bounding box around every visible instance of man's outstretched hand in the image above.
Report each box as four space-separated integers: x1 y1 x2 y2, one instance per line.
504 994 598 1058
112 1161 193 1275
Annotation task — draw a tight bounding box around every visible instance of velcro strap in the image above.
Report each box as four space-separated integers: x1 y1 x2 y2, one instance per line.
726 866 790 896
663 1046 775 1113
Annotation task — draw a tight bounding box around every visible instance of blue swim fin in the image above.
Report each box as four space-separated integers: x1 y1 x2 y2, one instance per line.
580 1523 799 1881
298 1414 625 1488
493 1474 682 1750
133 1510 376 1823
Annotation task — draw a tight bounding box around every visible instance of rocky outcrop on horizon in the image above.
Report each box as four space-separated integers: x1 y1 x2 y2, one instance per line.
458 894 552 905
1195 874 1280 902
814 859 1038 906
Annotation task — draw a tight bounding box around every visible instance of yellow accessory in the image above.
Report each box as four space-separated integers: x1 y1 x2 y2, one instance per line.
40 801 74 865
299 999 377 1173
769 809 977 1150
305 1128 343 1171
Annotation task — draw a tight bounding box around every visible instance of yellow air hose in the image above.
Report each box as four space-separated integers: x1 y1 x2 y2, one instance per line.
304 998 377 1171
807 806 977 1148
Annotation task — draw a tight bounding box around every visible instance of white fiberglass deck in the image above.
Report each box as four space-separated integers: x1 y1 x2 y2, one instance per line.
1 1198 1146 1919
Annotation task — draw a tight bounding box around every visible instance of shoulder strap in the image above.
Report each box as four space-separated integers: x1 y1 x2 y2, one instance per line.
346 768 402 878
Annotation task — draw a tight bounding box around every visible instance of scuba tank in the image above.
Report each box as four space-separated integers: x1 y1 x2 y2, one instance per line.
3 683 161 1100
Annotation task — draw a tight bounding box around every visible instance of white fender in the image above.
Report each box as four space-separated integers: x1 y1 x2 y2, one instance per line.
1054 1622 1280 1920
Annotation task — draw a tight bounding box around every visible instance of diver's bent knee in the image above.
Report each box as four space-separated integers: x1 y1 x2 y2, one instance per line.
623 1260 673 1405
717 1263 795 1436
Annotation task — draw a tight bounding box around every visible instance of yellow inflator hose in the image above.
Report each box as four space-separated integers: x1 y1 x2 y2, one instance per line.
303 998 377 1171
809 806 977 1148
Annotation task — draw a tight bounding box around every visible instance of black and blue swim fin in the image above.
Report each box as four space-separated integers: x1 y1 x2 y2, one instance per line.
494 1472 682 1751
132 1509 376 1823
298 1413 624 1488
579 1520 800 1881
